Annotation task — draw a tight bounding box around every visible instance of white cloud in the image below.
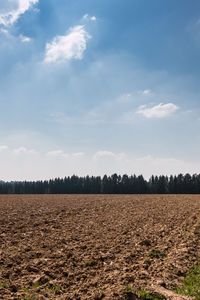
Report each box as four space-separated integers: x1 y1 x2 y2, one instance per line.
0 0 39 27
19 34 31 42
83 14 96 22
137 154 181 164
72 152 85 158
93 151 126 161
0 28 9 35
138 89 151 96
13 146 37 155
93 150 115 160
83 14 89 20
46 150 85 159
137 103 179 118
90 16 96 21
46 150 70 158
46 150 64 157
44 25 91 64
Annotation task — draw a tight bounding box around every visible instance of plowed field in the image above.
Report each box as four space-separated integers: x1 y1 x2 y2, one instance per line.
0 195 199 299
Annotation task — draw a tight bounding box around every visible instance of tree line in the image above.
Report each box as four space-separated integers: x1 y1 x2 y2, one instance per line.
0 173 200 194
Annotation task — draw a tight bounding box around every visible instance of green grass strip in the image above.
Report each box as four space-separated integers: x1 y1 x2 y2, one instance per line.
176 263 200 299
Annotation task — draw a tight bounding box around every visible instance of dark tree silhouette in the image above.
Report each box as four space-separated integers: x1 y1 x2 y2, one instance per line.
0 173 200 194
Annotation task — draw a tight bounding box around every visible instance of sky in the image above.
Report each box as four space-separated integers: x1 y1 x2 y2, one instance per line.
0 0 200 181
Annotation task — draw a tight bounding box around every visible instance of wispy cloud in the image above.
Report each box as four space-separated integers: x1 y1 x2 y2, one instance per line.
13 146 37 155
46 150 67 157
137 103 179 118
0 0 38 27
93 151 126 161
44 25 91 64
138 89 152 96
0 28 9 35
83 14 96 22
19 34 31 42
72 152 85 158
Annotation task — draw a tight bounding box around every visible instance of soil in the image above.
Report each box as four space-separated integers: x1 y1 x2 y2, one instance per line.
0 194 199 299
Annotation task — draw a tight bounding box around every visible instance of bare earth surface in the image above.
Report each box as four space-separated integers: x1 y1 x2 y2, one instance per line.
0 194 199 300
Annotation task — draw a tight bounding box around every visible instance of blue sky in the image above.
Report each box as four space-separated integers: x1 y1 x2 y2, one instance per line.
0 0 200 180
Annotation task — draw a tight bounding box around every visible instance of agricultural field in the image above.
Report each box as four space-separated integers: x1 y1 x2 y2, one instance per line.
0 194 199 300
